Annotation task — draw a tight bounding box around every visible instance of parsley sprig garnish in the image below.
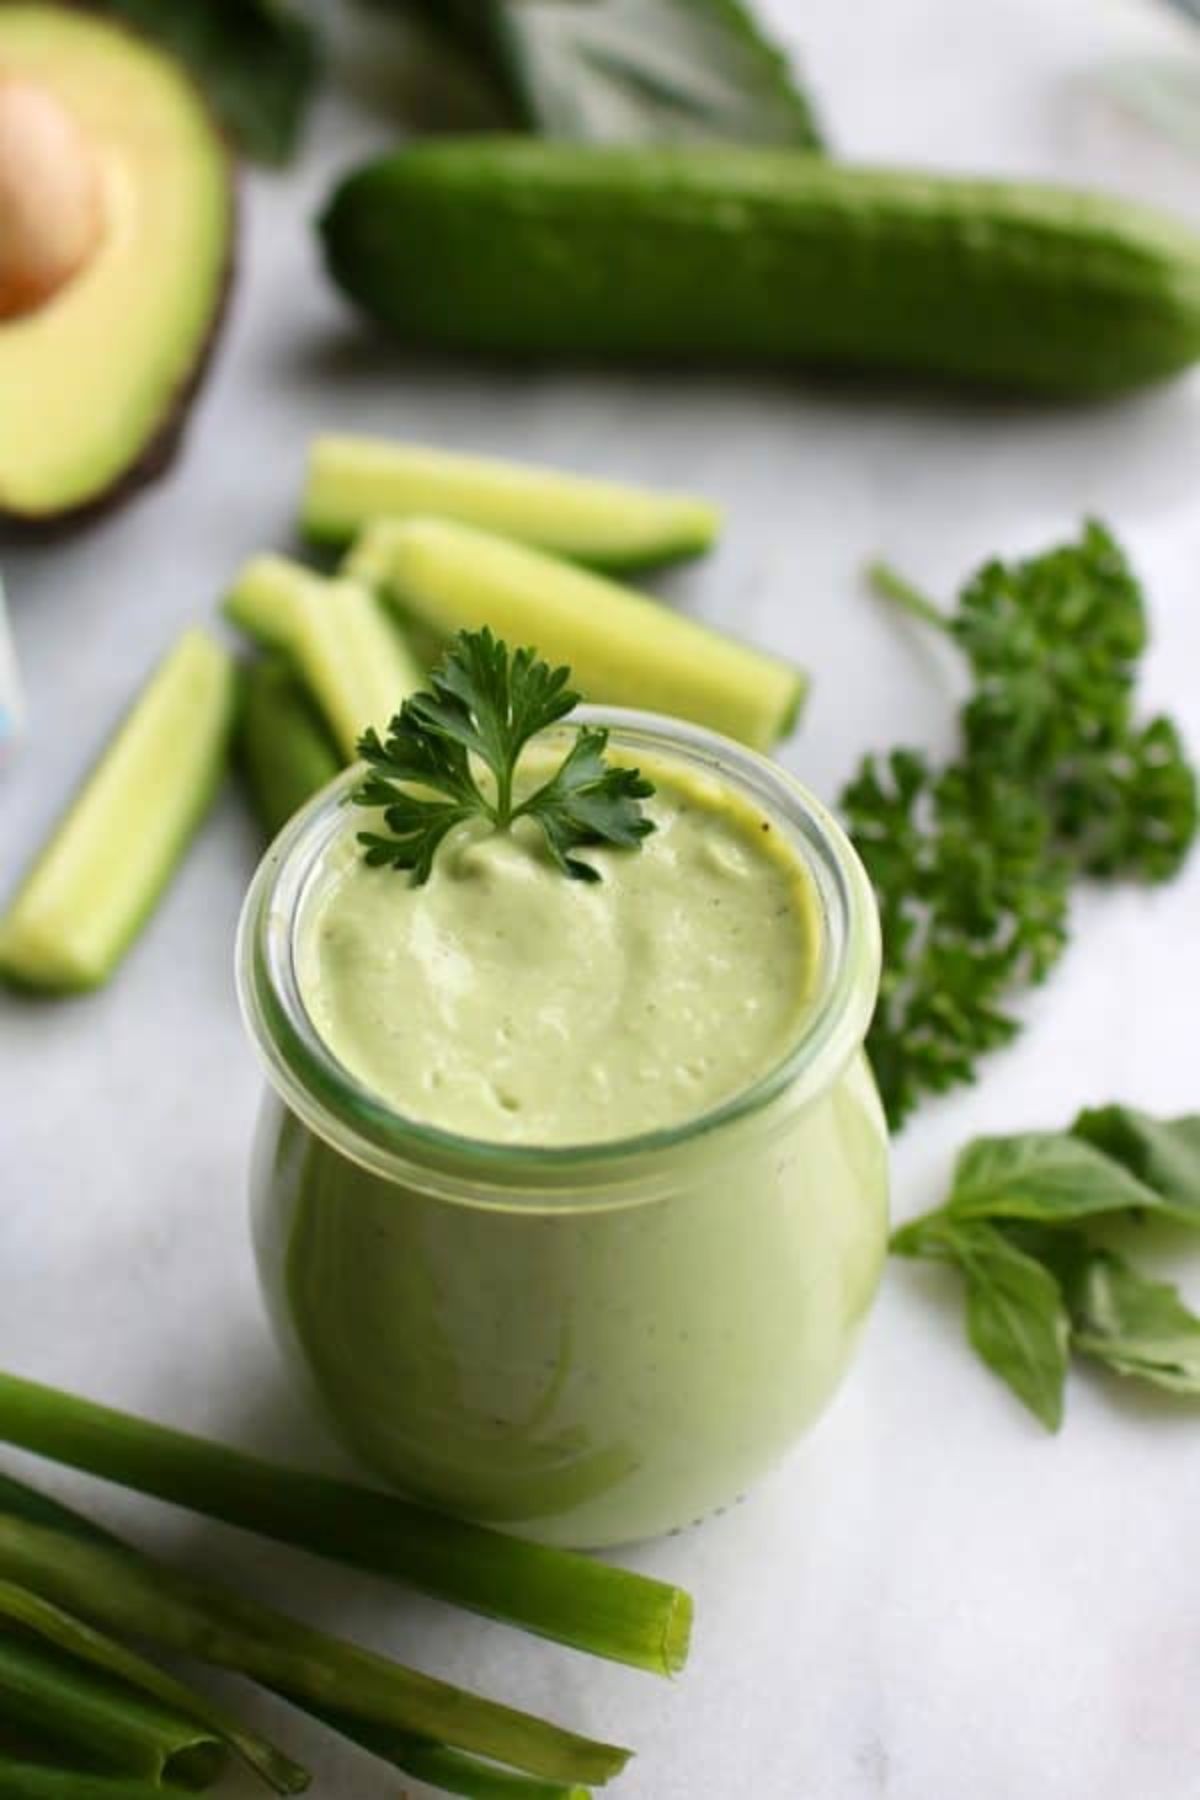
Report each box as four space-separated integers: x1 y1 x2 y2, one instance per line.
352 627 655 883
842 522 1197 1130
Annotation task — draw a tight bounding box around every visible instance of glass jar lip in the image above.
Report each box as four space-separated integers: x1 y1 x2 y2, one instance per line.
236 706 881 1195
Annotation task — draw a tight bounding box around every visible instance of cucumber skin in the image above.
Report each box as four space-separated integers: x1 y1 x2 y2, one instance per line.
320 140 1200 396
237 659 341 841
302 504 712 574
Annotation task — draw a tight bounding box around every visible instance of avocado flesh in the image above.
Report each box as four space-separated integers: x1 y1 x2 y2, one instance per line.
0 7 232 522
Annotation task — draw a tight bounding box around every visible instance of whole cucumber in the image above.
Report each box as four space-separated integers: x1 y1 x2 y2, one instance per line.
320 139 1200 396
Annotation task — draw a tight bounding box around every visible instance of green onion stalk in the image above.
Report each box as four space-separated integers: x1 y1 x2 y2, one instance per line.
0 1475 604 1798
0 1634 224 1789
0 1760 193 1799
0 1371 691 1676
0 1507 629 1789
0 1576 305 1793
305 1703 593 1799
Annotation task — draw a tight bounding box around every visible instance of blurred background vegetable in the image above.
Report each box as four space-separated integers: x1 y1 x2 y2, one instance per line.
387 0 824 147
87 0 320 163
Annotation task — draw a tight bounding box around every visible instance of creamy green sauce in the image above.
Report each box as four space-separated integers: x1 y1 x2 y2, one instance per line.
296 752 820 1146
258 744 888 1544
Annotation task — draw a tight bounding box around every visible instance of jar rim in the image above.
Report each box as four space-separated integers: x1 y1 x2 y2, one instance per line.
235 706 882 1203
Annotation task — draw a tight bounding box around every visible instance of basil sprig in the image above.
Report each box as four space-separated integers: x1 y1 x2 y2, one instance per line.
893 1107 1200 1428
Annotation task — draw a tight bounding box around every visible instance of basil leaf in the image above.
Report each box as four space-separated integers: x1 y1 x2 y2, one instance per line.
91 0 322 163
894 1107 1200 1429
890 1211 958 1261
1071 1107 1200 1225
401 0 824 148
1058 1244 1200 1393
948 1131 1163 1226
893 1216 1069 1429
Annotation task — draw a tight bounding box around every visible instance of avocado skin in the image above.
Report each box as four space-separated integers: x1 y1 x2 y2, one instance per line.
320 138 1200 397
0 6 236 531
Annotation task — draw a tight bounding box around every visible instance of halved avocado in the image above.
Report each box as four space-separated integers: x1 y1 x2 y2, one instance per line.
0 6 233 524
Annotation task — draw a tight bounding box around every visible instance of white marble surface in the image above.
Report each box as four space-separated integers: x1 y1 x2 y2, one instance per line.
4 2 1200 1794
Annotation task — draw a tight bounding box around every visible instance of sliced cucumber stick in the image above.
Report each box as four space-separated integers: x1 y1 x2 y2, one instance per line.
223 555 421 757
238 659 341 839
303 434 721 570
0 630 236 993
346 518 804 750
222 553 310 649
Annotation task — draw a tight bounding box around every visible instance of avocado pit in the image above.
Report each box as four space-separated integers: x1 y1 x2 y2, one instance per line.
0 74 103 320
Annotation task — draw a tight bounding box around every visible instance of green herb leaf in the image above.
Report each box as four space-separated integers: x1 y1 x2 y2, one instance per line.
893 1215 1069 1429
948 1132 1164 1227
1070 1107 1200 1224
893 1105 1200 1427
952 522 1147 788
398 0 824 148
352 628 654 884
842 754 1070 1126
951 523 1197 882
1058 1243 1200 1394
843 524 1197 1128
92 0 321 163
517 727 655 882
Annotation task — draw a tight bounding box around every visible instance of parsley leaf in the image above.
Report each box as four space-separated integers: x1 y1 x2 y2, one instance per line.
518 726 658 881
843 754 1070 1120
843 524 1197 1129
352 628 655 884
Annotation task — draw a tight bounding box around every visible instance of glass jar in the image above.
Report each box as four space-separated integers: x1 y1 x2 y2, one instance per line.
237 708 889 1549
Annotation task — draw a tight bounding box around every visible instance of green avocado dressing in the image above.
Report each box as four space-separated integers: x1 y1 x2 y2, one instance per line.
254 740 887 1546
295 752 820 1145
